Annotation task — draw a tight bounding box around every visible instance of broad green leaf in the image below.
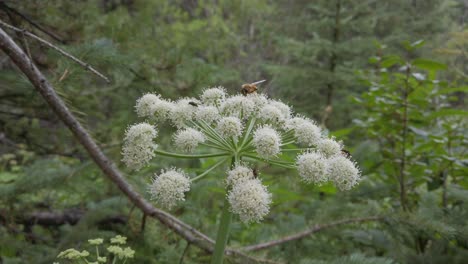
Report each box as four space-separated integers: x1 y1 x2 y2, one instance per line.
430 109 468 119
412 59 447 71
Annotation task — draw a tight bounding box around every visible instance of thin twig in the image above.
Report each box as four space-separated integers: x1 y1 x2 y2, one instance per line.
0 27 275 264
240 216 383 252
0 20 110 83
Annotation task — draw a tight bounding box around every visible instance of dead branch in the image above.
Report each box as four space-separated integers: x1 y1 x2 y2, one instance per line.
0 20 110 83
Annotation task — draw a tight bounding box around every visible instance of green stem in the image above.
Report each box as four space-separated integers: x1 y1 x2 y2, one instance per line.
211 156 237 264
155 149 229 159
191 158 228 182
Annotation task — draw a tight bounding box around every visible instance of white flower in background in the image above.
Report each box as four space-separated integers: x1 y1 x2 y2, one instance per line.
294 121 321 146
195 105 221 124
258 104 285 124
121 123 158 170
253 125 281 157
200 87 226 106
149 168 191 209
170 98 199 128
135 93 160 117
269 100 291 119
228 179 271 223
327 156 361 191
296 151 329 184
226 163 255 187
317 138 342 158
220 95 255 118
173 128 205 152
216 116 244 138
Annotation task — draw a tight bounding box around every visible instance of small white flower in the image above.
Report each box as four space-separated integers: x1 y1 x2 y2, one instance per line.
149 168 191 209
195 105 221 124
200 87 226 106
121 123 158 170
253 125 281 157
327 156 361 191
173 128 205 152
294 121 321 146
220 95 255 119
296 151 329 184
228 179 271 223
216 116 244 138
170 98 199 128
284 116 309 131
135 93 160 118
317 138 342 158
258 104 285 124
269 100 292 119
246 93 269 110
226 163 255 187
149 99 174 122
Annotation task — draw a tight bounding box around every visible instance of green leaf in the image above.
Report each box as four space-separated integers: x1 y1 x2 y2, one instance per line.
435 86 468 95
412 59 447 71
380 55 403 68
429 109 468 119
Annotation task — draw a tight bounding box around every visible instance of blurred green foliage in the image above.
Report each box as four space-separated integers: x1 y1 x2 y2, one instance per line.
0 0 466 263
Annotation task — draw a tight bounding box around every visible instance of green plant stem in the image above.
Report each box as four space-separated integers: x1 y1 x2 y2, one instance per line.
155 149 229 159
211 156 237 264
191 158 228 182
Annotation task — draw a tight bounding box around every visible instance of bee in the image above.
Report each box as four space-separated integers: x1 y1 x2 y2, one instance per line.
341 149 351 158
241 80 266 95
188 101 198 107
252 168 259 178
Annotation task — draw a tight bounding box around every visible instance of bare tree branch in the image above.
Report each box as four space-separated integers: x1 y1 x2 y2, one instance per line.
0 26 276 264
240 216 383 252
0 20 110 83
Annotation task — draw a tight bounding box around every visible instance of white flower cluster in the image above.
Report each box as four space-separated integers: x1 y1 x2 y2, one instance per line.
123 84 361 224
148 169 191 209
121 123 158 170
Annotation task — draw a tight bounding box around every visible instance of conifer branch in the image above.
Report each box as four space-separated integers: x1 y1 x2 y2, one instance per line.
0 20 110 83
240 216 383 252
0 27 276 264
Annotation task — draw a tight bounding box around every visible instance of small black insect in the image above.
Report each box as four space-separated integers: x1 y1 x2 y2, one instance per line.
188 101 198 107
341 149 351 158
252 168 259 178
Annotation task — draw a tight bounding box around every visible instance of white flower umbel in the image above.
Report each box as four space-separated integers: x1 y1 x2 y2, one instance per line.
174 128 205 152
121 123 158 170
135 93 160 118
258 104 285 125
253 125 281 157
327 156 361 191
170 98 199 128
228 179 271 224
226 163 255 187
149 98 174 122
284 116 308 131
200 87 226 106
216 116 243 138
294 121 322 146
296 151 329 185
220 95 255 119
269 100 292 119
246 93 269 110
317 138 342 158
195 106 221 124
149 168 190 209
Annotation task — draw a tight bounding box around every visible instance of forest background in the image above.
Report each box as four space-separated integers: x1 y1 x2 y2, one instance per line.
0 0 467 263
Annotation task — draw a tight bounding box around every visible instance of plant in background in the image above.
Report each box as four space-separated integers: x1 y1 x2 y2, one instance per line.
122 85 361 263
55 235 135 264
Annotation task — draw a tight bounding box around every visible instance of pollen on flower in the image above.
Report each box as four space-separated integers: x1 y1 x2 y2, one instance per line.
200 87 226 106
148 168 191 209
169 98 199 128
173 128 205 152
220 95 255 119
121 123 158 170
317 138 342 158
228 178 272 224
327 155 361 191
296 151 329 184
226 163 255 187
135 93 160 117
195 105 221 124
253 125 282 157
216 116 244 138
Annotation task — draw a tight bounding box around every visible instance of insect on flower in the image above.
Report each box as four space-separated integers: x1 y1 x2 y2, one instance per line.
241 79 266 95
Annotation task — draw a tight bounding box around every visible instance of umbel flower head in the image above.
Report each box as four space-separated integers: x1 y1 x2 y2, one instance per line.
123 82 361 224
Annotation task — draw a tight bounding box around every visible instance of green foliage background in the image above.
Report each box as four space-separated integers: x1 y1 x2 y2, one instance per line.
0 0 466 263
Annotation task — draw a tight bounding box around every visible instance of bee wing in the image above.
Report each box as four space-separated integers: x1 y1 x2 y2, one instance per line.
251 79 266 85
